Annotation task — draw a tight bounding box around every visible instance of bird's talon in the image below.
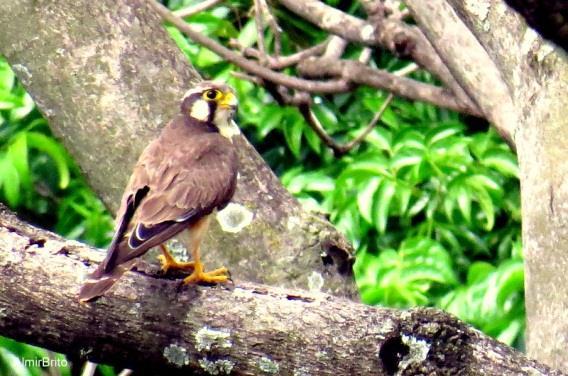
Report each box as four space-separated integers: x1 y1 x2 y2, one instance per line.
183 265 230 285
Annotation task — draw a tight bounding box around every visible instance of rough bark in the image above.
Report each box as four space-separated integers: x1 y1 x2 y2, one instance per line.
0 207 563 376
404 0 568 369
0 0 356 298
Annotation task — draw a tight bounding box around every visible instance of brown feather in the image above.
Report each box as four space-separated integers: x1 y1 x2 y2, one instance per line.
78 111 238 302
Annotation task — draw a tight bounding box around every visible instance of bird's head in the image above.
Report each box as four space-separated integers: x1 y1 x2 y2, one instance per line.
180 81 240 139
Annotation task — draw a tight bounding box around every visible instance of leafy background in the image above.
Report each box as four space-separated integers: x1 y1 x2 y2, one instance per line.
0 0 523 374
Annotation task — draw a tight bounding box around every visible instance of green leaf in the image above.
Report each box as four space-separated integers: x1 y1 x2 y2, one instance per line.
357 178 380 223
0 347 31 376
237 19 258 48
283 115 303 159
166 26 197 59
494 260 524 309
26 132 70 189
312 102 338 130
407 194 429 217
466 262 495 285
365 127 391 152
390 148 423 171
257 105 283 138
392 129 425 153
195 47 222 67
426 122 464 146
482 149 519 177
456 185 472 224
0 158 21 207
0 59 15 91
373 179 396 233
340 156 390 181
7 134 31 192
397 185 412 216
475 185 495 230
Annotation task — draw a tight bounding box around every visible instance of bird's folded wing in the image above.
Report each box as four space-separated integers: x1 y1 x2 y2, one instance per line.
102 135 238 271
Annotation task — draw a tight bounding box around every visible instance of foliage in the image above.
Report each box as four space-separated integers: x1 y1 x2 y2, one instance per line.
0 0 523 373
0 58 114 374
163 0 523 347
0 58 113 247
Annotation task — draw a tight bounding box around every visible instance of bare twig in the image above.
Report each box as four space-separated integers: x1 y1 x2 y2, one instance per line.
279 0 481 114
80 362 97 376
341 93 394 152
172 0 223 18
253 0 268 61
258 0 282 56
392 62 419 76
323 36 347 59
153 0 478 115
299 94 394 157
152 0 350 93
298 57 481 116
239 39 330 69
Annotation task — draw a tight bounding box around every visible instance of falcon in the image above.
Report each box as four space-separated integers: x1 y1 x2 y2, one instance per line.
78 81 240 302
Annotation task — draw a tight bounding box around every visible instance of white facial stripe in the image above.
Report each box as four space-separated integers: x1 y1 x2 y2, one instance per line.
190 99 210 121
183 87 205 99
217 119 241 140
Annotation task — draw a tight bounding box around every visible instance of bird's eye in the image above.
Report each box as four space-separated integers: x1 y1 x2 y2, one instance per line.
204 89 220 100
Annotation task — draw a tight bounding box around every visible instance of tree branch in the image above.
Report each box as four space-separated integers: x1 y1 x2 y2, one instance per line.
403 0 517 147
173 0 223 18
0 0 356 298
154 1 486 119
0 208 563 375
278 0 481 114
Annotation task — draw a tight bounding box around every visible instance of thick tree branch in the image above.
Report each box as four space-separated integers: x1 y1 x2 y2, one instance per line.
403 1 517 147
0 208 563 375
153 1 482 117
278 0 480 114
0 0 356 298
173 0 223 18
298 57 481 116
424 1 568 369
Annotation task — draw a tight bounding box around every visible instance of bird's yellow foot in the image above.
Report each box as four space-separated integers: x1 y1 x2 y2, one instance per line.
183 262 229 284
157 252 195 273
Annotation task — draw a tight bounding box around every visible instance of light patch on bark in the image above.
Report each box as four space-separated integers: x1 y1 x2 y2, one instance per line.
293 366 310 376
521 28 540 55
360 25 375 43
286 215 301 230
536 43 555 63
464 0 490 31
0 307 7 320
198 358 235 375
166 237 190 261
397 335 430 374
195 327 232 352
258 356 280 374
216 203 253 233
464 0 489 21
11 64 32 86
322 12 340 31
163 344 190 367
307 271 324 292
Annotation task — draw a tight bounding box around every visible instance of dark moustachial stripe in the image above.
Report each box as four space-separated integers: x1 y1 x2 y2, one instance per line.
207 99 217 124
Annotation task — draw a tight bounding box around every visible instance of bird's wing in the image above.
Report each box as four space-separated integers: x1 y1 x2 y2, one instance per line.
101 132 238 273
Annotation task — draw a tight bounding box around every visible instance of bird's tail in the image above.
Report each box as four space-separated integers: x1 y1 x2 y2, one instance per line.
78 259 135 303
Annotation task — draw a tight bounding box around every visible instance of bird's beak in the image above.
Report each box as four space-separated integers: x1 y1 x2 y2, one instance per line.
219 92 238 110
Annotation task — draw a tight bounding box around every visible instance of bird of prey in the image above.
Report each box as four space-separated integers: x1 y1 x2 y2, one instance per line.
78 81 240 302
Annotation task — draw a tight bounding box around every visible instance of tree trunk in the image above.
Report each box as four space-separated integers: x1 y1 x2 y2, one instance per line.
0 0 356 298
0 207 563 375
404 0 568 369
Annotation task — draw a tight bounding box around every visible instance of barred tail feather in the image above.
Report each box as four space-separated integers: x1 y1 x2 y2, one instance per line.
78 260 135 303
